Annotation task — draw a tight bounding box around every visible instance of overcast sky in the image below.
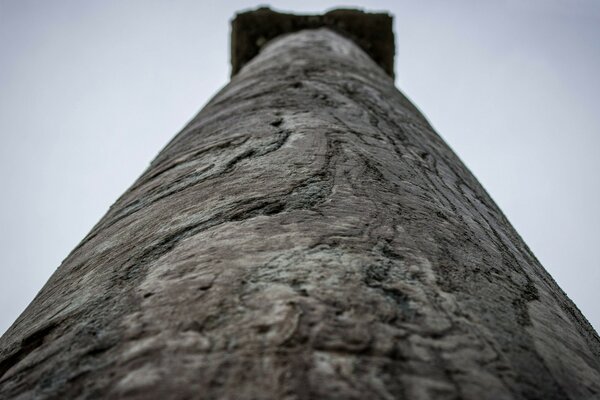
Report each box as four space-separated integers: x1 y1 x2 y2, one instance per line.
1 0 599 335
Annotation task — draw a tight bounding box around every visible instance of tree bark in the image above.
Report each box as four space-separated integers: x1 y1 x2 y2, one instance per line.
1 28 599 400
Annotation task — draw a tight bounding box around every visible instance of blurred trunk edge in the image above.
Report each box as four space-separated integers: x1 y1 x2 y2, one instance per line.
1 7 599 400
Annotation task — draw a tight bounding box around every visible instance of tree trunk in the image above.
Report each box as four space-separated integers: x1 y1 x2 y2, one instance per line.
1 21 599 400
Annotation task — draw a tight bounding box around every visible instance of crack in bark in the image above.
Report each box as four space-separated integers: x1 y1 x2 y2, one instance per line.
0 323 57 381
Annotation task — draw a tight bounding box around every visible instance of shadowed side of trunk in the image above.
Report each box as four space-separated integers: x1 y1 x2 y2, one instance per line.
0 23 599 400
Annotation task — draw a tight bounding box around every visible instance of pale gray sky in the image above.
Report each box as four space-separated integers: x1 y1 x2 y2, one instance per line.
1 0 599 335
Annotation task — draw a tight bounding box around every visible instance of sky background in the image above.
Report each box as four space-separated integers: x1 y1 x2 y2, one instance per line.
0 0 599 335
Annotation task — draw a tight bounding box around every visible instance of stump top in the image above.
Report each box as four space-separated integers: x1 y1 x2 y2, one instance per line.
231 7 395 78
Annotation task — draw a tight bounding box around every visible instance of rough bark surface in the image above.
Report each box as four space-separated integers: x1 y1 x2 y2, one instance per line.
1 29 599 400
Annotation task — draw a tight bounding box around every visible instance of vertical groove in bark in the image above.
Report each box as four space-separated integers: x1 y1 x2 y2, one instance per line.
0 28 598 400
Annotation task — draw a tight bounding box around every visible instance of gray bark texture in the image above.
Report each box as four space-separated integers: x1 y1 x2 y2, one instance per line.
1 28 599 400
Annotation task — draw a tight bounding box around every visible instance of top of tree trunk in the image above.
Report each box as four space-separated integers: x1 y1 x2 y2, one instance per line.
231 7 395 78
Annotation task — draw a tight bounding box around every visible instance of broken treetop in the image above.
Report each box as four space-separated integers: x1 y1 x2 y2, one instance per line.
230 7 395 78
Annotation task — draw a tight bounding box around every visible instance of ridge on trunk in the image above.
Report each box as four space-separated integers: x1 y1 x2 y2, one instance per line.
1 8 599 400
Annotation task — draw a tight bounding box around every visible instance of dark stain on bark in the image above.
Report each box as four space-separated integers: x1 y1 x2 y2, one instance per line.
0 323 57 380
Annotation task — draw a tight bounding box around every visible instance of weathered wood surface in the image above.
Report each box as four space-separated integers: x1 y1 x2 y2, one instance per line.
1 28 599 400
